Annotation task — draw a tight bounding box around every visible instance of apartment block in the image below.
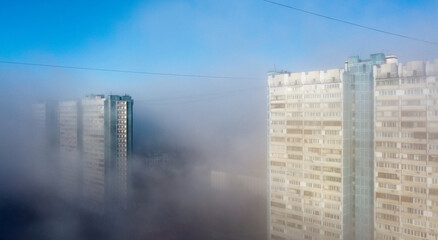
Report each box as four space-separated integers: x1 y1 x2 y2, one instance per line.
81 95 107 212
34 94 133 213
58 100 82 201
374 58 438 240
104 95 133 209
268 55 438 239
33 100 59 158
81 94 133 213
268 69 354 240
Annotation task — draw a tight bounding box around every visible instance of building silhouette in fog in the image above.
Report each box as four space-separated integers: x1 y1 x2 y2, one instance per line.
35 94 133 214
81 94 133 213
34 100 59 160
268 55 438 239
58 100 82 201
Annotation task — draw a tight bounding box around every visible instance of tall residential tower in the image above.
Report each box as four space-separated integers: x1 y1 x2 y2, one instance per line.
268 55 438 239
374 58 438 240
81 94 133 213
36 94 134 213
58 100 82 201
268 69 354 240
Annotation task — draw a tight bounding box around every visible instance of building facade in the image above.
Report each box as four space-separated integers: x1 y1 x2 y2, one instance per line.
268 55 438 239
374 58 438 240
33 100 59 159
58 100 82 201
81 95 107 212
35 94 133 214
104 95 133 209
268 69 353 240
81 94 133 213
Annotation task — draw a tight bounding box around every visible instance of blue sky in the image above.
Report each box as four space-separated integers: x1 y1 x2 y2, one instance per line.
1 0 438 100
1 0 437 168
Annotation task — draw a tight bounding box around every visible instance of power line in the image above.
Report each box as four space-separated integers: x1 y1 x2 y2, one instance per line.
0 60 261 80
0 59 267 105
262 0 438 46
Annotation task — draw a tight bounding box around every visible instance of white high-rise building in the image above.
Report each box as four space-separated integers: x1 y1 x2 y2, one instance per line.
268 55 438 240
374 58 438 240
268 69 354 240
